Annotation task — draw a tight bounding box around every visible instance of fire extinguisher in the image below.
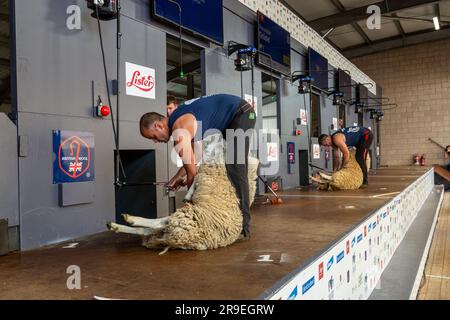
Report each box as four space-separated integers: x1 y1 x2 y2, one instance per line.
420 154 426 166
413 154 421 165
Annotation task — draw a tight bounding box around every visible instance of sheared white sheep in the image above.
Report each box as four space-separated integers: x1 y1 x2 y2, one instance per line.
310 150 363 191
107 136 258 251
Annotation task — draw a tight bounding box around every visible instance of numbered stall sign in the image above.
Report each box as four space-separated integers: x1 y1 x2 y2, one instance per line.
53 130 95 184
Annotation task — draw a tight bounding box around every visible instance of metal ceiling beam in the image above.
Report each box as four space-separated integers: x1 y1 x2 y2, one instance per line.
434 3 441 24
278 0 309 22
329 0 372 45
167 59 201 82
280 0 342 52
310 0 439 31
343 25 450 58
392 13 407 38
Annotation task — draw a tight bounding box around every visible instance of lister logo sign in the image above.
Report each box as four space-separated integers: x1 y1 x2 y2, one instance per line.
125 62 156 99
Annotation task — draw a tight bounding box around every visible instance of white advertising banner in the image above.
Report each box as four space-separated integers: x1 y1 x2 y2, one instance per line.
125 62 156 99
268 170 434 300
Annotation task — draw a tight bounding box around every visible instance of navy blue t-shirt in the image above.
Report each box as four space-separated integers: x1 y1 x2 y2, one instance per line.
168 94 242 140
333 126 369 147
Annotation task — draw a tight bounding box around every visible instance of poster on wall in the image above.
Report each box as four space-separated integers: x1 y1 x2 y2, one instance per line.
244 94 258 116
125 62 156 99
287 142 295 174
313 144 321 159
332 118 338 130
267 142 279 162
300 109 307 125
53 130 95 184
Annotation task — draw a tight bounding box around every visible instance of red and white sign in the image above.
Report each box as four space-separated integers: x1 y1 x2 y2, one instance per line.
313 144 321 159
300 109 307 125
267 142 278 162
125 62 156 99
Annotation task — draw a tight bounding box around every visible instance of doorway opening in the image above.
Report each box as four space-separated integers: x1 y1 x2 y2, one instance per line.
338 105 346 129
299 150 309 186
310 94 321 138
166 35 203 105
261 72 278 133
115 150 157 225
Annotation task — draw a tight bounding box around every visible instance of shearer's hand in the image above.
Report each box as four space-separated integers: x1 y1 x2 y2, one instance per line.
166 177 186 191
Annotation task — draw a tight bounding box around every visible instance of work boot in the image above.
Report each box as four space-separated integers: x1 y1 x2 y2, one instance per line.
360 183 368 189
237 232 250 242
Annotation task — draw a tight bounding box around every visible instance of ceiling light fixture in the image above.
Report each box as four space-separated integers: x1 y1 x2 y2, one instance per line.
433 16 440 30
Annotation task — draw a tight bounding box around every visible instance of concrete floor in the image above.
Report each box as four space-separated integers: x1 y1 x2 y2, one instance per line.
0 166 430 300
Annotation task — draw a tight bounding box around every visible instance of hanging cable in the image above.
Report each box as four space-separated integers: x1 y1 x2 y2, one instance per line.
95 5 126 182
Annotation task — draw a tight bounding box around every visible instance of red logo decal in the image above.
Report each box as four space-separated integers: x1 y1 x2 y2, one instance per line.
127 71 155 92
318 262 324 280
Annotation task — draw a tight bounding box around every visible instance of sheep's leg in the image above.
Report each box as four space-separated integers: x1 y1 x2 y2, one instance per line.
183 177 197 202
319 172 333 181
107 222 156 236
122 214 169 229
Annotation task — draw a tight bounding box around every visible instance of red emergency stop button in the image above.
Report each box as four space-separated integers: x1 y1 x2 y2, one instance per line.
100 106 110 117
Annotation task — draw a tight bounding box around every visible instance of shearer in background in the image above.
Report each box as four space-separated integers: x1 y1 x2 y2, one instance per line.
319 126 374 188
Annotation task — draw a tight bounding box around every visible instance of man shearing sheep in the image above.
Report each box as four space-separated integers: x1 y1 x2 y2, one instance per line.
139 94 256 240
319 126 374 188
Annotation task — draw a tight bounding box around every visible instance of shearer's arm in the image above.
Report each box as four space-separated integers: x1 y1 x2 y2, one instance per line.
333 134 350 170
332 146 341 172
168 115 198 190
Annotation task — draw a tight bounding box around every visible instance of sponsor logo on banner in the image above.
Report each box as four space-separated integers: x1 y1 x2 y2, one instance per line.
368 224 372 232
288 286 298 300
364 226 367 237
336 251 345 263
313 144 321 159
346 241 350 254
383 212 387 219
351 237 356 248
319 262 324 280
372 221 377 229
327 256 334 271
357 234 363 243
125 62 156 99
302 276 315 295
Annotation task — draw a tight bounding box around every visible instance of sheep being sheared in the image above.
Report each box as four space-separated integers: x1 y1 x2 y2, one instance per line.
310 150 363 191
107 135 258 251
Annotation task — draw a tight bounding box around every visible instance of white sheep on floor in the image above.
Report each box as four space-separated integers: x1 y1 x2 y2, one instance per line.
107 135 258 251
311 150 363 191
